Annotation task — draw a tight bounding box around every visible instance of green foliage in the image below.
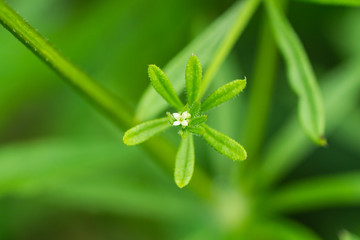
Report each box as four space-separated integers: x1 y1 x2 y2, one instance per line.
123 118 170 145
270 172 360 213
148 65 184 110
259 59 360 188
124 55 247 187
0 0 133 129
201 79 246 112
265 0 326 146
340 231 360 240
189 100 202 117
175 132 195 188
135 0 259 121
1 0 360 239
254 219 322 240
190 115 208 126
293 0 360 6
185 54 202 105
200 124 247 161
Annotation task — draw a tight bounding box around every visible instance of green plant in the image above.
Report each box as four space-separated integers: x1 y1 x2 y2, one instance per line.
123 55 247 187
1 0 360 239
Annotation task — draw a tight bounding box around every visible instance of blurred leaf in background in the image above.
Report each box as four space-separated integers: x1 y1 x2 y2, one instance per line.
1 0 360 239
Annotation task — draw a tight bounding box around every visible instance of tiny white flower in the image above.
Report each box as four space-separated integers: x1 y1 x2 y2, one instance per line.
172 111 191 127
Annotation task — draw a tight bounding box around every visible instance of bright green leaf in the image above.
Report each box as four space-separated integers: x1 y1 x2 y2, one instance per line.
148 65 184 110
123 118 170 146
339 231 360 240
186 54 202 105
190 115 207 126
175 132 195 188
200 124 247 161
201 79 246 112
187 126 205 136
189 100 201 117
293 0 360 6
265 0 326 146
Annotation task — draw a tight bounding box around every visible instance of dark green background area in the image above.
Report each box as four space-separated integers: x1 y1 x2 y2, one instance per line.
0 0 359 239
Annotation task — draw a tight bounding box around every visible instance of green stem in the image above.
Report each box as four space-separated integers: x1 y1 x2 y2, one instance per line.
238 0 286 193
199 0 260 97
243 11 279 170
0 0 133 129
0 0 212 200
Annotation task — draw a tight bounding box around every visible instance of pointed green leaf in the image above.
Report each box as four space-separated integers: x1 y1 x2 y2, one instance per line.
340 231 360 240
186 54 202 105
175 132 195 188
123 118 170 146
259 60 360 189
265 0 326 146
294 0 360 7
187 126 205 136
189 100 201 117
201 79 246 112
148 65 184 110
200 124 247 161
190 115 207 126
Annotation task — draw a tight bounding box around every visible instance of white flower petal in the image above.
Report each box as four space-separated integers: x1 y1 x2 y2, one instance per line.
180 120 188 126
173 121 181 126
182 111 191 119
173 113 180 120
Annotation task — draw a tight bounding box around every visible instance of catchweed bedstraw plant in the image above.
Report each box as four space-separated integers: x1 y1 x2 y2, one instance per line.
123 54 247 188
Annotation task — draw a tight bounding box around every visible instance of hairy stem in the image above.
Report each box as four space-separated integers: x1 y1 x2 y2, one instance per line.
0 0 212 200
0 0 133 129
199 0 260 97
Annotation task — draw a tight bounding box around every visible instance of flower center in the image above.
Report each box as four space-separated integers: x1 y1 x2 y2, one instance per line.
172 111 191 127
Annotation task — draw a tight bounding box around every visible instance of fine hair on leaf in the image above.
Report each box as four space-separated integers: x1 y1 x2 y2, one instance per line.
148 64 184 110
201 79 246 112
174 131 195 188
185 54 202 105
123 118 170 145
200 124 247 161
190 115 207 126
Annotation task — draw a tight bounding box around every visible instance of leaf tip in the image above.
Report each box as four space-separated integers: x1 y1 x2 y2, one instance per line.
123 131 138 146
237 78 247 87
122 133 132 146
175 180 188 189
147 64 157 73
234 151 247 161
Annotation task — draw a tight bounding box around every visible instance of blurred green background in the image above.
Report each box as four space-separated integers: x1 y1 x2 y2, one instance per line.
1 0 360 239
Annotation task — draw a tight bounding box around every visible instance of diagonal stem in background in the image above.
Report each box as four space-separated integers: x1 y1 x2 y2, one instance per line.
237 1 285 194
0 0 214 199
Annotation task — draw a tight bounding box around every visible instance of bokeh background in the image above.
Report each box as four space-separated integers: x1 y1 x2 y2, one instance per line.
0 0 360 239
